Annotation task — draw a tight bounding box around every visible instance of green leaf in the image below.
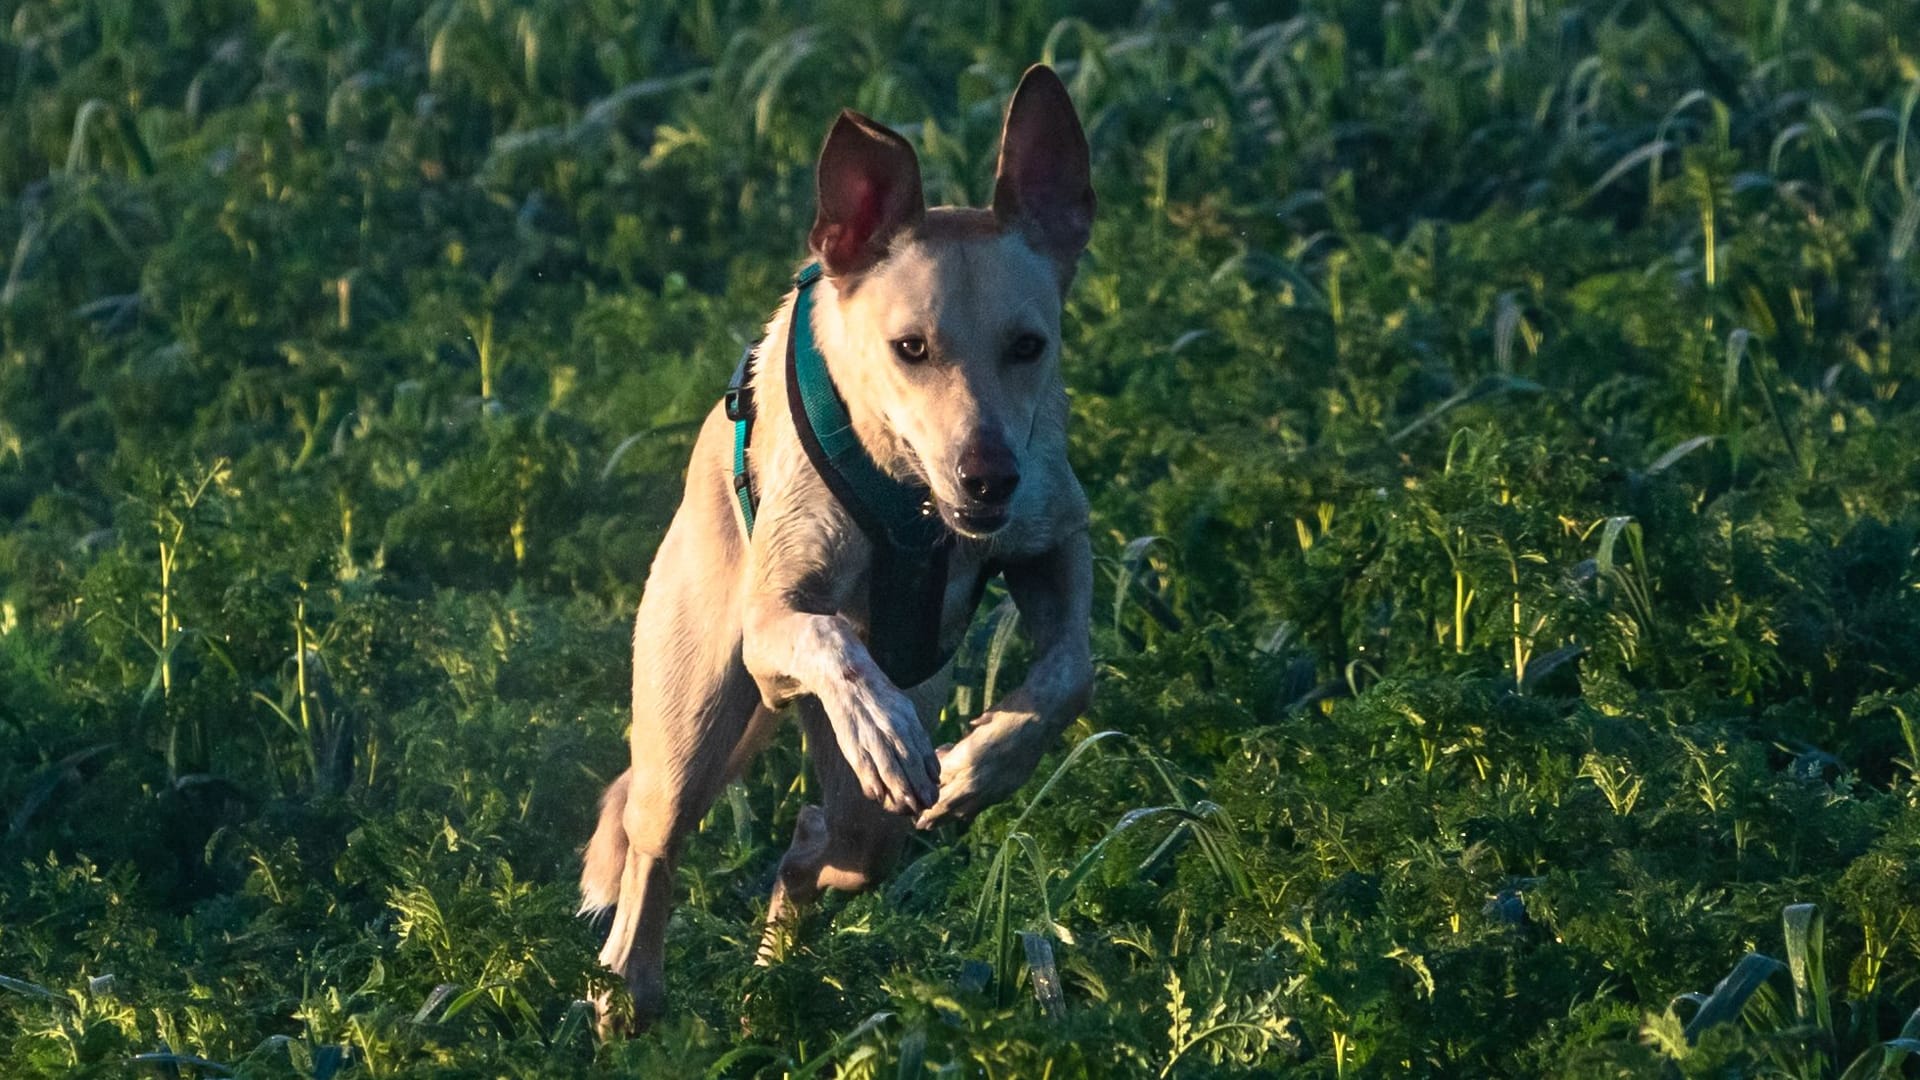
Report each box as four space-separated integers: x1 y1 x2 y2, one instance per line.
1681 952 1784 1044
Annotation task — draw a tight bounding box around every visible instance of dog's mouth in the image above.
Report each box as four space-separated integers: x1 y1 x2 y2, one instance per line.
943 504 1011 539
901 457 1013 540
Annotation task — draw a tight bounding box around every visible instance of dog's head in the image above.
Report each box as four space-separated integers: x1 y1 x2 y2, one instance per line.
805 65 1094 540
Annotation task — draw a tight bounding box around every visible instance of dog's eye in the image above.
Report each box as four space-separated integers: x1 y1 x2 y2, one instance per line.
1007 333 1047 364
891 336 929 363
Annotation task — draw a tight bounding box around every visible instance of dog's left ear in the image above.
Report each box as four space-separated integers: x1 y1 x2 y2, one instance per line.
992 65 1096 271
810 111 926 277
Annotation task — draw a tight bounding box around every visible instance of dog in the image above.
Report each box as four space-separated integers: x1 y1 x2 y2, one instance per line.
579 64 1097 1033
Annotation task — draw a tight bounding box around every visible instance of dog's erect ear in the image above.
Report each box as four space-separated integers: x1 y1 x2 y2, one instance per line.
992 65 1095 268
809 111 925 277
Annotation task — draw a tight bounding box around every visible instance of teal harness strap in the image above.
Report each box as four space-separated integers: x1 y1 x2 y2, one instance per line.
785 264 949 553
727 263 960 688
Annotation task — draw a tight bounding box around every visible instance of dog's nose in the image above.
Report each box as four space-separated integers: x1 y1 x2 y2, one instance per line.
957 441 1020 505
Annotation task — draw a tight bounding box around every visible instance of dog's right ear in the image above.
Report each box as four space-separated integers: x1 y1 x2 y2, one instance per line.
809 111 925 277
992 65 1095 272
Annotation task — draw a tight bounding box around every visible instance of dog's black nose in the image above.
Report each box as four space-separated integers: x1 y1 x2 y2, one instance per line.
957 441 1020 505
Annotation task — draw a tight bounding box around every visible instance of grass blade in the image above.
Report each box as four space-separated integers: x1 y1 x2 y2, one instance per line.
1647 435 1714 474
128 1052 232 1076
1682 952 1784 1044
1019 932 1066 1020
981 600 1023 710
1048 804 1185 913
412 983 459 1024
0 974 62 1001
789 1010 893 1079
1782 904 1831 1036
1388 375 1544 445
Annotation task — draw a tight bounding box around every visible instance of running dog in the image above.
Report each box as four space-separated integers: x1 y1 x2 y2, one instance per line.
580 64 1096 1032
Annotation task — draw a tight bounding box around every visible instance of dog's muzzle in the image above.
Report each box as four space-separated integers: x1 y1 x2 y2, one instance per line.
952 439 1020 535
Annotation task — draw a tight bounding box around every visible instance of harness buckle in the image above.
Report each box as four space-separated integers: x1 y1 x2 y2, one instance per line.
724 344 757 422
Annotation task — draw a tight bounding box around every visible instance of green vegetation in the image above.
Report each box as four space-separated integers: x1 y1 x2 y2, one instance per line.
4 0 1920 1075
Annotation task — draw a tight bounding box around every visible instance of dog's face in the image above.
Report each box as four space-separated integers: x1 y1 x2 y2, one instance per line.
807 66 1095 540
825 223 1065 538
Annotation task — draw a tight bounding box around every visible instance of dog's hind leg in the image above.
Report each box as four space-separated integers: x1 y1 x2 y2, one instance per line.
594 836 675 1027
594 624 763 1033
758 676 946 962
592 413 767 1034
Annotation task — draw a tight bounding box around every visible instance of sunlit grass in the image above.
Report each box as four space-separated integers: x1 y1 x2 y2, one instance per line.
3 0 1920 1076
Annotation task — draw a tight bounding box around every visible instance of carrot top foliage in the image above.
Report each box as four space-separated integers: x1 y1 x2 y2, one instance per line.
4 0 1920 1076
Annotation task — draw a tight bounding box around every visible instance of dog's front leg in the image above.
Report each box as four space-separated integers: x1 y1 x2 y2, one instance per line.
743 602 940 816
916 530 1095 829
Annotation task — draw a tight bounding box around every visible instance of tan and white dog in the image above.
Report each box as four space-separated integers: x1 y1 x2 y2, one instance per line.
580 64 1097 1032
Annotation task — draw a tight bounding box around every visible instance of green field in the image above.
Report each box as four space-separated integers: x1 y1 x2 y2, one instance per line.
5 0 1920 1075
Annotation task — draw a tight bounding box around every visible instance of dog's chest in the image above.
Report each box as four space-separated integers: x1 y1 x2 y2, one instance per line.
935 544 997 649
837 539 1000 686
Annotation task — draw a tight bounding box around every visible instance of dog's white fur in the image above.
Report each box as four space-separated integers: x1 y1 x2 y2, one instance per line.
581 65 1096 1032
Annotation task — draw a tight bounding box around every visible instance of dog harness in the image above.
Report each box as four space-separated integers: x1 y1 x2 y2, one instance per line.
727 262 961 688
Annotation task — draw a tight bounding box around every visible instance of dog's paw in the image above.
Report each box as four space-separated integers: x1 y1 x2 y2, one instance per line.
825 677 940 814
589 971 666 1041
915 712 1042 829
